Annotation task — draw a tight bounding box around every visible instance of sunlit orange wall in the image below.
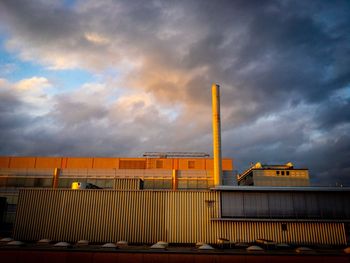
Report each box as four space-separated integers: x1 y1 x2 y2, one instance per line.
0 157 10 168
35 157 62 169
0 156 233 171
93 158 119 169
9 157 36 168
65 158 93 169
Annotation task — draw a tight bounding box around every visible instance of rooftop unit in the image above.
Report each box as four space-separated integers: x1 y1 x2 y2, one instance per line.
142 152 210 158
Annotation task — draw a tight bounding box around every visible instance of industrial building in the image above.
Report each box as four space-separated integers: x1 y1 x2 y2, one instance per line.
13 186 350 245
1 84 350 248
237 162 310 186
0 154 234 223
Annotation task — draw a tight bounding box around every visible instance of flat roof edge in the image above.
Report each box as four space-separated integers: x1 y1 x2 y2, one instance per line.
211 218 350 223
211 185 350 192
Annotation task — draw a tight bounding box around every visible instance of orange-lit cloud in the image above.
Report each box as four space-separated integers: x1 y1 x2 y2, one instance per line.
0 0 350 185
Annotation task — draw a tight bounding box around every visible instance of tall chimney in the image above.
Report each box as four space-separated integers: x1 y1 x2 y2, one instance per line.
212 83 222 186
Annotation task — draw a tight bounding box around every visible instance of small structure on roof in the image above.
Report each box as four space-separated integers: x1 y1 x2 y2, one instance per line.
237 162 310 187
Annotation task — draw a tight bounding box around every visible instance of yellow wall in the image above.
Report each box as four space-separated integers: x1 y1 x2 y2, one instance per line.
14 189 347 245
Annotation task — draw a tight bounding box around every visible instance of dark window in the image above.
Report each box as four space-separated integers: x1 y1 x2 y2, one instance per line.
276 171 280 175
281 171 285 176
286 171 290 176
188 161 195 169
281 223 287 231
119 160 146 169
156 160 163 169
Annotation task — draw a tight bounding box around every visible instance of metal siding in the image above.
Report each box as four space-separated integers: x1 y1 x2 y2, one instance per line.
114 178 140 190
13 189 347 245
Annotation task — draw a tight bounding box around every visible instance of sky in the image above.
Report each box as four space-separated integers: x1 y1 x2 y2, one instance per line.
0 0 349 186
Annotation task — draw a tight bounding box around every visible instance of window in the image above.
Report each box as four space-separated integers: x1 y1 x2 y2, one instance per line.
119 160 146 169
286 171 290 176
276 171 280 176
156 160 163 169
281 171 285 176
188 161 195 169
281 223 288 231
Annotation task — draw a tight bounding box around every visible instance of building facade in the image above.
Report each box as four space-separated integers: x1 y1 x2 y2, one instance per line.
0 155 234 223
237 162 310 187
13 187 350 245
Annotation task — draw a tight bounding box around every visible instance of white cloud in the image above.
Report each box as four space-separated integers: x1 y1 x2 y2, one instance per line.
84 32 110 45
16 76 52 91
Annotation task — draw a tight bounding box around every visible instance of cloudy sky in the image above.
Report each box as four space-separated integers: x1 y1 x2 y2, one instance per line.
0 0 349 185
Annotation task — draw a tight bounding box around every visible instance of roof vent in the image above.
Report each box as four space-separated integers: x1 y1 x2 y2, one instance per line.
37 239 52 245
101 243 117 248
198 244 214 250
7 240 25 246
246 245 264 251
53 242 71 248
0 237 13 243
150 243 166 249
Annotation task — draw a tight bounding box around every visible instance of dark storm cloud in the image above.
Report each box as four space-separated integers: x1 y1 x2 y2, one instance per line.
316 98 350 129
0 86 32 130
0 0 350 185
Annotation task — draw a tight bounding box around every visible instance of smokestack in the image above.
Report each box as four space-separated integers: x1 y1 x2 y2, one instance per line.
212 83 222 186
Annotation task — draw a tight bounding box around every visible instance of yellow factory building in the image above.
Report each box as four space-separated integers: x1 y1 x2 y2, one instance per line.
0 155 234 189
0 154 234 223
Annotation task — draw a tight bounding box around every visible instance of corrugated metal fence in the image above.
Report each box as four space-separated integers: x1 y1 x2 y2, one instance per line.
14 189 346 245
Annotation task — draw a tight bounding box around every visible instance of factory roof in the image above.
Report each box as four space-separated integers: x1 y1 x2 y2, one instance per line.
213 185 350 192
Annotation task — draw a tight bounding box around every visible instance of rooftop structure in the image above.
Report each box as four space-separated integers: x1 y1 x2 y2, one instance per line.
237 162 310 187
142 152 210 158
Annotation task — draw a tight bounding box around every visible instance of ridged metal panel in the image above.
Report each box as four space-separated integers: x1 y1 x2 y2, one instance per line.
210 221 345 245
114 179 141 190
14 189 219 243
14 189 346 245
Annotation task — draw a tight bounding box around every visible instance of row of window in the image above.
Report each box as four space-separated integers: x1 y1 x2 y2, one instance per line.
119 160 199 169
222 192 350 219
276 170 290 176
155 160 196 169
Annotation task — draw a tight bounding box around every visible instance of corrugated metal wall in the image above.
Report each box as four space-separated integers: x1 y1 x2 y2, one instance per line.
14 189 219 243
212 221 346 245
14 189 346 245
114 178 141 190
